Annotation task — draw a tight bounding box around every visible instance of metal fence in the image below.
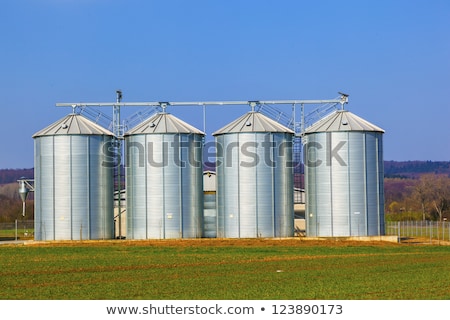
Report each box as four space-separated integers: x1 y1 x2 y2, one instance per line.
386 220 450 242
2 219 449 243
0 220 34 241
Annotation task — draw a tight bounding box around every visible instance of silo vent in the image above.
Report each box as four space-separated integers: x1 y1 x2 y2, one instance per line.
61 124 68 129
245 121 252 126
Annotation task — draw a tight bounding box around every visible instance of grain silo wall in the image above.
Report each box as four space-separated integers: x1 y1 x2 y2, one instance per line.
216 132 294 238
126 133 204 239
203 193 217 238
34 135 114 240
304 131 384 237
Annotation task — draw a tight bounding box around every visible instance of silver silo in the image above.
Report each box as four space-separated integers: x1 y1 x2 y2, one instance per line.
125 112 204 239
33 113 115 240
213 111 295 238
303 110 385 237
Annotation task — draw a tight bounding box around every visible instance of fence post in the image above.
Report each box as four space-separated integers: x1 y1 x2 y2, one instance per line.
415 220 418 237
409 220 411 237
430 221 432 243
442 221 445 242
398 221 401 242
438 221 441 243
408 220 410 237
15 219 18 241
420 220 423 238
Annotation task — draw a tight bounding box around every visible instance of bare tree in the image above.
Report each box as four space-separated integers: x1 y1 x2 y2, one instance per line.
416 174 450 221
412 175 432 220
430 175 450 221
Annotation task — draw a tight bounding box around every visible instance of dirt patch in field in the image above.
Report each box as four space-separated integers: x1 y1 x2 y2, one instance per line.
399 237 450 245
20 237 403 248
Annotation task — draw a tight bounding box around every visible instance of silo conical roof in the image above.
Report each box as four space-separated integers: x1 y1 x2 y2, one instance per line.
213 111 294 135
304 110 384 134
33 113 113 137
125 112 204 135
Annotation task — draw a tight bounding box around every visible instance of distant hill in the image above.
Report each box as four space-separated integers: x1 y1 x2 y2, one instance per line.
205 160 450 178
0 168 34 184
384 160 450 178
1 160 449 184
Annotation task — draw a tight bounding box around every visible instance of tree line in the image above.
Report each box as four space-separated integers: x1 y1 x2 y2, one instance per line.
1 165 449 223
0 196 34 222
385 173 450 221
0 168 34 184
0 183 34 222
384 160 450 178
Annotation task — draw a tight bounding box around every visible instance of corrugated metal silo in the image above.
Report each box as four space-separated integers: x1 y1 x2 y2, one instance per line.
33 113 115 240
303 110 385 237
125 112 204 239
213 111 295 238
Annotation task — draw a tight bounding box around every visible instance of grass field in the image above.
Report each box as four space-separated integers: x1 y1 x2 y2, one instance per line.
1 239 449 300
0 230 34 240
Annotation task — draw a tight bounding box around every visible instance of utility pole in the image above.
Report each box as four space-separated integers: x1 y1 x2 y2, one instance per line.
115 90 123 239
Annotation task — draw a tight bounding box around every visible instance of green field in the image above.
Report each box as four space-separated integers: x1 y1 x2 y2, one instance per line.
0 230 34 240
1 239 449 300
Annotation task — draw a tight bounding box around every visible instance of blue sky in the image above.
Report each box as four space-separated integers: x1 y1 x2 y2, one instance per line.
1 0 449 168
